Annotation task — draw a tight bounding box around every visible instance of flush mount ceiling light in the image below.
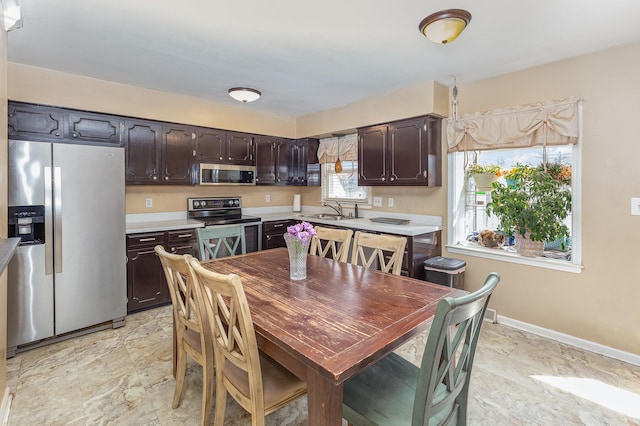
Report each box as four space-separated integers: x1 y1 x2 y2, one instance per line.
228 87 261 103
1 0 23 31
419 9 471 44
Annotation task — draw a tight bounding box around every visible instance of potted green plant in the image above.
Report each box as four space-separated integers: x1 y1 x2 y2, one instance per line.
487 163 572 257
466 163 502 189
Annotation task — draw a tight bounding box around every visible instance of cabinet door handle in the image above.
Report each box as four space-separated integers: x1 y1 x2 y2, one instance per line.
390 176 395 181
228 156 232 161
139 237 157 242
381 176 386 181
55 131 61 136
153 176 158 180
177 234 193 238
72 132 78 138
273 224 284 228
164 176 169 180
219 156 223 161
266 235 271 240
136 249 157 256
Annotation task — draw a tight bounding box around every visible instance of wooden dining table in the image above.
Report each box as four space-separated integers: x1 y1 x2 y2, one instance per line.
199 248 467 425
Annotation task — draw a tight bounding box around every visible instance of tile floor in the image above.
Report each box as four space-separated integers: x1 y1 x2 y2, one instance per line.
6 305 640 425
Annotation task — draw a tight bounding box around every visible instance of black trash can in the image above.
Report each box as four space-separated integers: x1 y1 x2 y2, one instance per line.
423 256 466 289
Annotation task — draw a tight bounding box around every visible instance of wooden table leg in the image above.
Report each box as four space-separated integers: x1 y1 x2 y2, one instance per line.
306 369 343 426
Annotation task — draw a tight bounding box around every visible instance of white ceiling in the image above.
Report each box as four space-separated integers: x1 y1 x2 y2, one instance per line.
7 0 640 117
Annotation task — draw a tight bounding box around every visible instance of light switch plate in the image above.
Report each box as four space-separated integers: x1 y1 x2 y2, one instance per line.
388 197 394 207
145 197 152 208
265 194 271 203
373 196 382 207
632 197 640 215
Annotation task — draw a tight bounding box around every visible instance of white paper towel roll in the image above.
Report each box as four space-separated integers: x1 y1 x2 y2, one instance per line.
293 193 301 212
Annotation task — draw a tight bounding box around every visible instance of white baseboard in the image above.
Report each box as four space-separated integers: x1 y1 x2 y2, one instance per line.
497 315 640 367
0 387 11 425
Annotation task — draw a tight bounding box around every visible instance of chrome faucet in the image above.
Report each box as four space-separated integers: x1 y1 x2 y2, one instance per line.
322 201 343 216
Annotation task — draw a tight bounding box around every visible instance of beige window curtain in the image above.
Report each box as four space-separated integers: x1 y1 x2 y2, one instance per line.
317 133 358 163
446 96 582 152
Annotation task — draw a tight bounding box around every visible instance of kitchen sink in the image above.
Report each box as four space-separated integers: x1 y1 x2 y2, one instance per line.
298 213 346 221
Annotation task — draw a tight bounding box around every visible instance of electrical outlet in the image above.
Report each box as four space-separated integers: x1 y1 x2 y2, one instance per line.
266 194 271 203
632 197 640 216
373 196 382 207
388 197 394 207
145 197 152 208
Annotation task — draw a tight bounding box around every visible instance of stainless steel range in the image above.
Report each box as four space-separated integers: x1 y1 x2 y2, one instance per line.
187 197 262 251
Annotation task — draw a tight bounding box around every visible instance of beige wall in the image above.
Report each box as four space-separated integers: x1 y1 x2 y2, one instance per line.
444 42 640 355
8 64 297 138
0 18 9 405
7 43 640 356
296 80 450 137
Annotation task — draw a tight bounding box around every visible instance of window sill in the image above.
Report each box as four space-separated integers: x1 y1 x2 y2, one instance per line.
446 244 583 274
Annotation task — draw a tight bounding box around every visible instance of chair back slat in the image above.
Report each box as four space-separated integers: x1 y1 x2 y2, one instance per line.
197 225 246 261
309 226 353 263
350 231 407 275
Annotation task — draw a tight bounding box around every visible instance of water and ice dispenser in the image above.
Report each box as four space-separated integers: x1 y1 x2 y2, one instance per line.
8 205 45 244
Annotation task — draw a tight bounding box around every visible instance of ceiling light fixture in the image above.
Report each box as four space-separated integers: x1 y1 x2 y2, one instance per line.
228 87 261 103
419 9 471 44
1 0 23 31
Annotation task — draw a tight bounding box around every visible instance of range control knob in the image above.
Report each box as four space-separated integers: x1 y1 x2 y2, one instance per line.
234 200 240 206
194 201 201 208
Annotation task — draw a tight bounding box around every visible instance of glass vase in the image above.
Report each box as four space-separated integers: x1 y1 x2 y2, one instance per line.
283 233 310 280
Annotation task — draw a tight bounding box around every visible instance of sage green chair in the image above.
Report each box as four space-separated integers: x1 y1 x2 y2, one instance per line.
196 225 246 261
343 272 500 426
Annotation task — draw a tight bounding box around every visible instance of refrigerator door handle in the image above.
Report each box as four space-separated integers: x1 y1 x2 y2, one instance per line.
44 166 54 275
54 166 63 274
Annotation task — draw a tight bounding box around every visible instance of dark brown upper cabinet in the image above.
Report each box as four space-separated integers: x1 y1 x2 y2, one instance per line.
195 127 253 165
124 119 163 184
66 111 123 145
8 102 124 146
162 124 195 184
194 127 225 163
8 102 65 142
254 137 319 186
254 135 281 184
126 121 195 184
358 115 441 186
226 131 254 165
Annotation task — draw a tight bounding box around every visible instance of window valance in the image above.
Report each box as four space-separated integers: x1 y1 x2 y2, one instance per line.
447 96 582 152
317 133 358 163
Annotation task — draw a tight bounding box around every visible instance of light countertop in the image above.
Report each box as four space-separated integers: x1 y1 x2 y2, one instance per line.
126 208 442 237
126 212 204 234
0 238 21 275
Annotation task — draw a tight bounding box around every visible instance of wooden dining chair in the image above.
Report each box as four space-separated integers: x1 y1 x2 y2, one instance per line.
342 272 501 426
196 225 246 261
350 231 407 275
187 258 307 426
309 226 353 263
155 246 215 426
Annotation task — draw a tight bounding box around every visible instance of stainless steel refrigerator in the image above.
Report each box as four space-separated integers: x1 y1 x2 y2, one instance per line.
7 140 126 355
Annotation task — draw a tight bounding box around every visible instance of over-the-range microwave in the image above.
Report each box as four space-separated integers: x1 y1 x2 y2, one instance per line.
198 163 256 185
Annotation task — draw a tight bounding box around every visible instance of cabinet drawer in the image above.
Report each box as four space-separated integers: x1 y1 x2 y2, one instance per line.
263 220 293 233
167 229 198 243
127 232 166 247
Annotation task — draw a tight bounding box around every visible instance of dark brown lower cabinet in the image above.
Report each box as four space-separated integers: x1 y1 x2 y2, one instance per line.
126 228 198 313
262 220 296 250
